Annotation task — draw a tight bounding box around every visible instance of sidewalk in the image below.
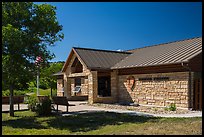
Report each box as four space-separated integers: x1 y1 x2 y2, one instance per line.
52 101 203 118
2 104 29 112
2 101 202 118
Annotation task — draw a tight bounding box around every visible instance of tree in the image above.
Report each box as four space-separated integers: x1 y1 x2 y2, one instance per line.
2 2 64 116
37 62 64 90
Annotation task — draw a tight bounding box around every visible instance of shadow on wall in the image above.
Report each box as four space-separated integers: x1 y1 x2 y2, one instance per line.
118 73 192 108
118 77 134 105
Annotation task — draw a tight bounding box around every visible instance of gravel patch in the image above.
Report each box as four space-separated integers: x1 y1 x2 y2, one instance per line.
90 103 200 115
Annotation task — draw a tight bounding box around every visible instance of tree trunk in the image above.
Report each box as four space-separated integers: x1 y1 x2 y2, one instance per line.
50 87 52 97
9 84 14 117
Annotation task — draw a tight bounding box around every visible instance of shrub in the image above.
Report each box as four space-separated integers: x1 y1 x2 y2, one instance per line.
2 90 10 96
26 95 52 116
25 95 38 112
164 107 169 111
35 97 52 116
169 103 176 111
164 103 177 111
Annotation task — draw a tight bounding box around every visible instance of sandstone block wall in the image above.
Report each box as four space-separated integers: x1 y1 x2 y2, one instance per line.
88 71 97 104
58 53 91 97
118 72 190 108
57 79 64 96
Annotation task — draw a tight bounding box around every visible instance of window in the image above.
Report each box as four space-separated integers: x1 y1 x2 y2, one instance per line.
75 77 81 86
73 78 81 94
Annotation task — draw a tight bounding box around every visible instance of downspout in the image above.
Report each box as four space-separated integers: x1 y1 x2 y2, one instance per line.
181 62 192 110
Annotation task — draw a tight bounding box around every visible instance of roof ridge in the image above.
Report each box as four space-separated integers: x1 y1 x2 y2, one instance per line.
127 36 202 52
73 47 131 54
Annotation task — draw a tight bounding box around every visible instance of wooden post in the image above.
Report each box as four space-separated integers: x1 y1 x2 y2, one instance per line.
18 103 20 110
17 96 20 110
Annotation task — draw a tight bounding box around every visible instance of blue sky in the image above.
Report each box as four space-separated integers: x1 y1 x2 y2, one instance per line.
35 2 202 62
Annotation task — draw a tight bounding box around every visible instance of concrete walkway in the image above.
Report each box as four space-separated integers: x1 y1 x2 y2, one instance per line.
2 101 202 118
2 104 29 112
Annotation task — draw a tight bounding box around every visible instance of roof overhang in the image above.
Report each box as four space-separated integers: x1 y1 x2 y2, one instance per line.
61 48 88 72
52 71 64 76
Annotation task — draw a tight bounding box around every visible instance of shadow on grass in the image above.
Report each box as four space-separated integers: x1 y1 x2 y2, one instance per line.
2 111 161 133
47 111 160 132
2 117 47 129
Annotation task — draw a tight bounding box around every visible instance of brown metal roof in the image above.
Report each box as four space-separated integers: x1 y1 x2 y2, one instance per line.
112 37 202 69
73 47 131 70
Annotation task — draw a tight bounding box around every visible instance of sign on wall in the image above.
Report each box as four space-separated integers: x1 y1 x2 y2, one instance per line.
127 76 135 91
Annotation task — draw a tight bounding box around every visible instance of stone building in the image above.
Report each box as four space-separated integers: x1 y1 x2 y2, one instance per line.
55 37 202 110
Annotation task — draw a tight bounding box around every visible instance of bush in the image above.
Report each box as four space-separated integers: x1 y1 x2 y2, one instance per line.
164 107 169 111
35 97 52 116
2 90 10 96
26 95 52 116
25 95 38 112
164 103 177 111
169 103 176 111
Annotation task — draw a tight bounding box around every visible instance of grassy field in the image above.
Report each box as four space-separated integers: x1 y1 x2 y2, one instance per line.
2 110 202 135
2 82 57 97
29 88 57 97
2 88 57 97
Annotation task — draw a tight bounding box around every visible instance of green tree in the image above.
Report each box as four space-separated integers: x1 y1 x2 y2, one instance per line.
2 2 64 116
38 62 64 90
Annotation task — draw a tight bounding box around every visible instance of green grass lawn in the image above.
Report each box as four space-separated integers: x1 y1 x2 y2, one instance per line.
2 88 57 97
29 88 57 97
2 82 57 97
2 110 202 135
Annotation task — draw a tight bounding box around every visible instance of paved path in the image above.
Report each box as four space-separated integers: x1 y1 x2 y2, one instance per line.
2 104 29 112
2 101 202 118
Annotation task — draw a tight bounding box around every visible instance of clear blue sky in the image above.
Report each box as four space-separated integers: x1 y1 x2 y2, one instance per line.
35 2 202 62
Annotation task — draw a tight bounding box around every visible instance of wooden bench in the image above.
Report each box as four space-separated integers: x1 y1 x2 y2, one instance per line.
2 96 25 110
51 96 70 112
